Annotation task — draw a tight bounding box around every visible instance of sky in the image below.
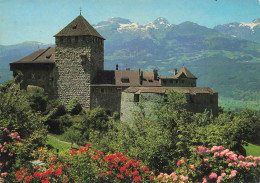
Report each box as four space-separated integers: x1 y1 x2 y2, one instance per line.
0 0 259 45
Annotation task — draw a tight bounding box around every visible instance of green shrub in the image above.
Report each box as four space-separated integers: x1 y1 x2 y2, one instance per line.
66 98 82 115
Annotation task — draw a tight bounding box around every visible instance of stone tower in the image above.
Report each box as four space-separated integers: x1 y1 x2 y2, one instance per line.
54 14 105 108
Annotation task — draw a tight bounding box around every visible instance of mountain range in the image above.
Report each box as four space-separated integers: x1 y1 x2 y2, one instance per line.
0 17 259 110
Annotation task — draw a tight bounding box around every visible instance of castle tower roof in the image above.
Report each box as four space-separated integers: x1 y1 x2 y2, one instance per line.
174 66 197 79
54 15 105 39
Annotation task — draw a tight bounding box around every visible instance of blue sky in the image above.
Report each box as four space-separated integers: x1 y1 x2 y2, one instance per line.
0 0 259 45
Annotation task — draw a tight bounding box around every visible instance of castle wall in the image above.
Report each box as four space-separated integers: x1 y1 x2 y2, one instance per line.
121 92 218 123
187 93 218 116
10 64 55 97
90 85 127 113
120 92 162 124
54 36 104 108
160 78 196 87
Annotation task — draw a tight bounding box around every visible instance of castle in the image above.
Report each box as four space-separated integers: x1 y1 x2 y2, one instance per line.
10 14 218 118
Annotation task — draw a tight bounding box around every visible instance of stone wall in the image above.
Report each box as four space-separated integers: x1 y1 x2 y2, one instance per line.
90 85 128 113
120 92 162 124
54 35 104 108
120 92 218 123
188 93 218 116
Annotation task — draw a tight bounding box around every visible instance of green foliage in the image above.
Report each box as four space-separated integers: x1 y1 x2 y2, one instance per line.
0 79 47 142
63 108 110 146
28 90 48 112
44 100 71 134
66 98 82 115
88 92 258 174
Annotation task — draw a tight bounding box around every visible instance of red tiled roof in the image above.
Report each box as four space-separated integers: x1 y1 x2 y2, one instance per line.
159 66 197 79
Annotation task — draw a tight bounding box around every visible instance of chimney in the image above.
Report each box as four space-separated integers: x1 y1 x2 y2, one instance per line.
174 68 178 75
153 69 158 80
116 64 118 70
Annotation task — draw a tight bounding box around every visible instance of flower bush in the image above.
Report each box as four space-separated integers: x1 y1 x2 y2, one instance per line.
15 144 154 183
0 127 24 182
158 146 260 183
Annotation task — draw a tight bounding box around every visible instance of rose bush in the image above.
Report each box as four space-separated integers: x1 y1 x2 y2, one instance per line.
158 146 260 183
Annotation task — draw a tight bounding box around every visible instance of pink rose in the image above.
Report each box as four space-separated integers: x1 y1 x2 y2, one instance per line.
203 159 209 162
157 173 163 180
221 173 226 177
209 172 217 179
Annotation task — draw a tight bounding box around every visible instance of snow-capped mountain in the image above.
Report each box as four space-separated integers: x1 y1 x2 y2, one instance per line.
94 17 173 35
214 18 260 43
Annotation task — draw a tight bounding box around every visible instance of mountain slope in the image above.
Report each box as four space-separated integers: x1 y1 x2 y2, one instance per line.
214 18 260 43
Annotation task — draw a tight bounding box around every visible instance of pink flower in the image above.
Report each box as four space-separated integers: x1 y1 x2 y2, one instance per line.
203 159 209 162
8 153 13 157
177 159 185 166
202 177 207 183
229 155 238 161
221 173 226 177
229 170 237 179
209 172 217 179
226 158 230 162
157 173 163 180
170 172 177 177
180 175 188 181
1 172 7 177
238 155 244 160
228 163 233 167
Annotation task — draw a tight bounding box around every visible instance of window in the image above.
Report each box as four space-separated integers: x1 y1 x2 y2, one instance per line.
148 80 153 82
182 80 184 84
101 88 104 93
60 37 63 43
121 78 130 83
170 80 173 84
82 36 86 41
75 36 78 43
67 37 71 43
163 80 166 84
134 94 139 102
176 80 178 83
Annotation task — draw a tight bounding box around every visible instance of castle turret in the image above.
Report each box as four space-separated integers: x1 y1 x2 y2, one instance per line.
53 14 105 108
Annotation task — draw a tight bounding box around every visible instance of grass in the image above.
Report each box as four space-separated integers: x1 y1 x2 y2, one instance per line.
219 96 260 112
244 143 260 157
47 136 78 152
